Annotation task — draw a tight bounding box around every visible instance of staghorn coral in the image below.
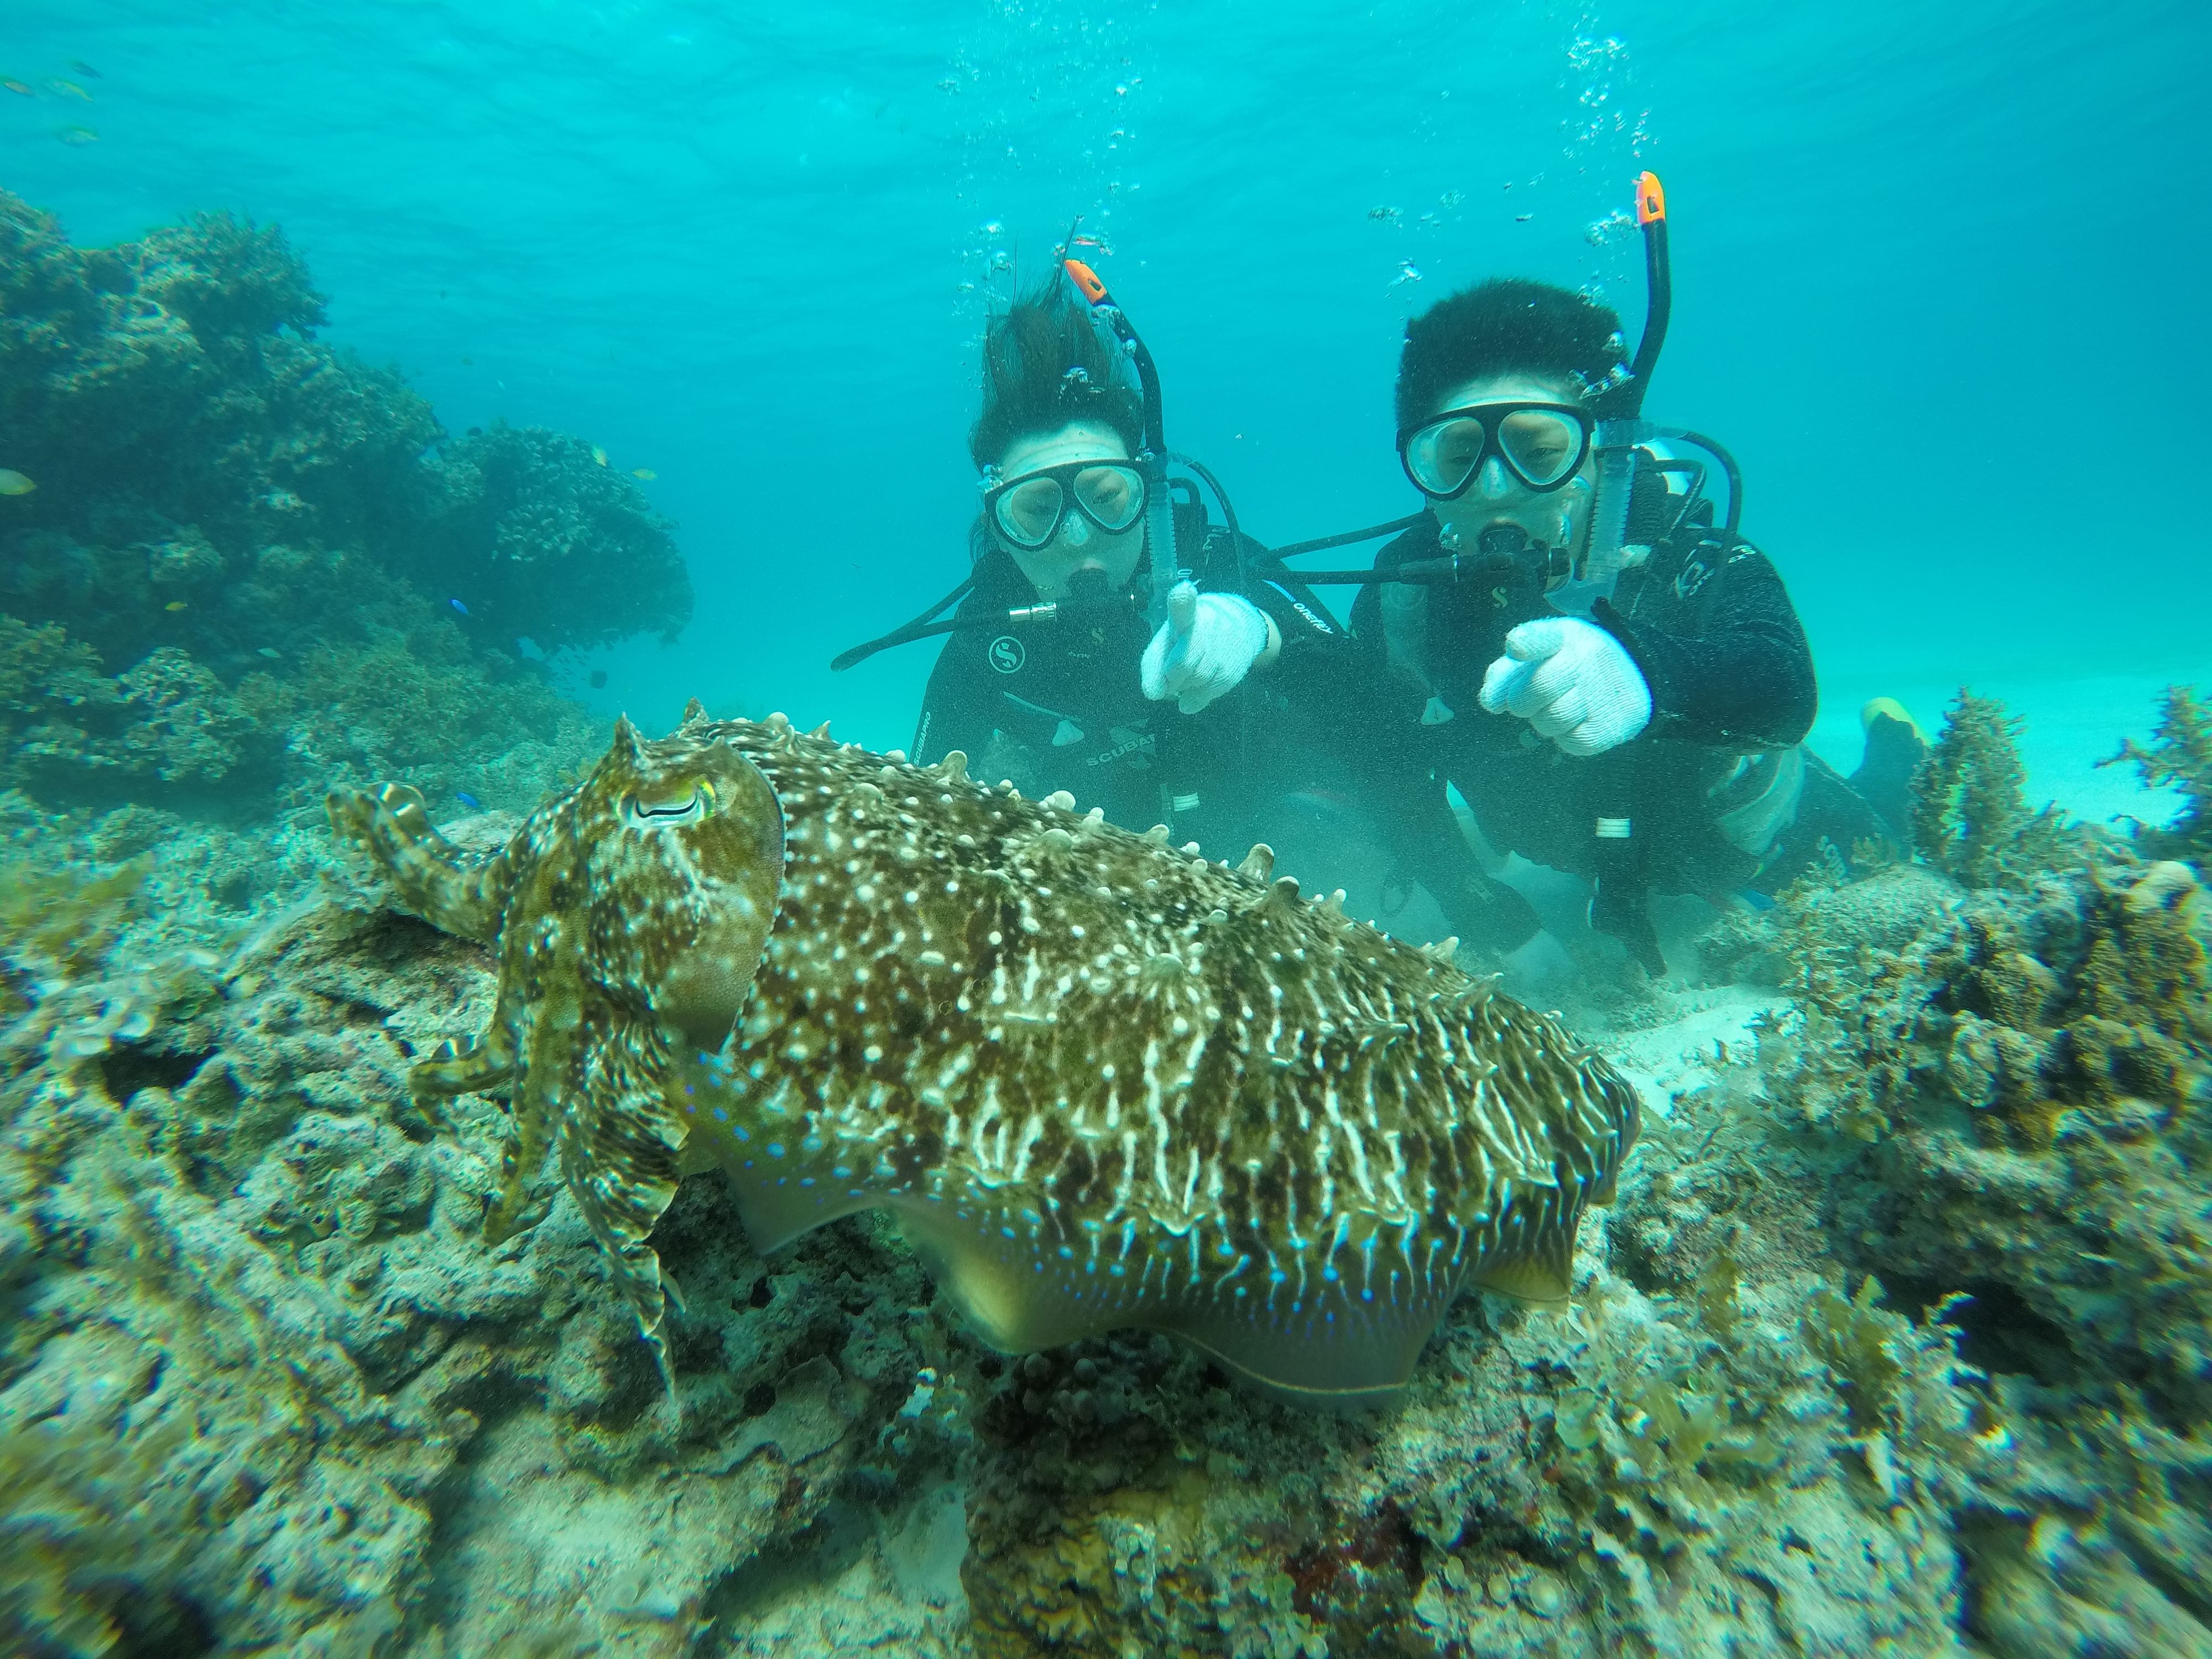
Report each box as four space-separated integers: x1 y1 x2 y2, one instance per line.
327 706 1642 1405
1908 689 2070 889
2104 682 2212 869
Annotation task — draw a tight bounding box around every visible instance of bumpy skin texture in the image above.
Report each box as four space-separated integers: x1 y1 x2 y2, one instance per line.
330 706 1640 1406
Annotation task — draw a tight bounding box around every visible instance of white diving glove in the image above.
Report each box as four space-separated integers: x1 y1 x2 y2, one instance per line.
1140 581 1275 715
1478 616 1652 757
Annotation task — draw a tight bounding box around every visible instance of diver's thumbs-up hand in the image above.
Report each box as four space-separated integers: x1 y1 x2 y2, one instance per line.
1477 617 1652 757
1141 581 1275 716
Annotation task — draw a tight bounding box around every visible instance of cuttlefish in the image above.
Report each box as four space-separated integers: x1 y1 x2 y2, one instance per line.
328 707 1639 1407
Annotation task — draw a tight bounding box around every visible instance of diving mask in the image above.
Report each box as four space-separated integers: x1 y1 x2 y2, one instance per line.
1399 401 1593 499
982 460 1147 550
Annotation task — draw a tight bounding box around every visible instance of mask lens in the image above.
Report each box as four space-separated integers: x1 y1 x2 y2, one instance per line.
1072 464 1144 532
995 474 1066 547
1405 415 1489 497
1497 408 1585 487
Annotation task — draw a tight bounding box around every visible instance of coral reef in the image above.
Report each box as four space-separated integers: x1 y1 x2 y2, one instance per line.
1737 737 2212 1651
414 425 692 653
0 189 688 817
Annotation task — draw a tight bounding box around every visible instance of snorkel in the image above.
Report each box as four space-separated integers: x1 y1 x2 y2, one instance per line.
1061 257 1183 632
1548 170 1670 620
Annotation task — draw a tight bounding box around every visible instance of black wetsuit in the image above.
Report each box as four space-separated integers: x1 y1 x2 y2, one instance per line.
914 515 1533 947
1350 506 1887 918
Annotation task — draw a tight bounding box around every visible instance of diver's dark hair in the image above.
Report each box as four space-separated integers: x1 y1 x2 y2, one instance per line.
1395 278 1629 431
968 278 1145 470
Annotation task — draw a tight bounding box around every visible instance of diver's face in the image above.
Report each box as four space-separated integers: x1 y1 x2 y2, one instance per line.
1423 372 1594 554
989 422 1145 601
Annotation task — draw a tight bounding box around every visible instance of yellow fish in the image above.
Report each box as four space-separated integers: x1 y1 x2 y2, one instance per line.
631 467 656 481
2 80 32 97
165 601 189 612
592 446 609 467
56 126 97 145
0 469 34 495
50 79 93 101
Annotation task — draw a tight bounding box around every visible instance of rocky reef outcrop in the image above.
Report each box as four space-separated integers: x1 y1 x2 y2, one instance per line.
0 190 691 819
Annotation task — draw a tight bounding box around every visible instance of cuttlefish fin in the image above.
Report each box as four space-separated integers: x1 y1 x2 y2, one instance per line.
326 784 516 944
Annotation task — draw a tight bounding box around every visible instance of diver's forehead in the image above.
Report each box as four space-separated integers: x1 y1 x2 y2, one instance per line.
997 422 1130 476
1432 372 1579 415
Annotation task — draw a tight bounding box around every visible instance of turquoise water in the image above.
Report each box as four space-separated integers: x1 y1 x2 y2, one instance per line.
10 0 2205 815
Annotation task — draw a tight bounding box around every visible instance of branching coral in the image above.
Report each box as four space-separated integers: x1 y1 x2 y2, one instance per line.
1910 689 2070 889
2104 684 2212 869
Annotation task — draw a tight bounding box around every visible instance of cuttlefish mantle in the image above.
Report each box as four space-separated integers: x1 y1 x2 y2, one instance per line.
328 706 1640 1407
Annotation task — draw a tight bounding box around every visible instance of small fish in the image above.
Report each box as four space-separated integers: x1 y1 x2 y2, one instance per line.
50 79 92 101
0 469 34 495
589 669 608 689
164 600 188 612
1515 213 1533 223
591 446 609 467
69 60 101 79
3 80 32 97
257 647 282 659
449 598 469 617
630 468 656 481
455 790 484 812
56 126 98 145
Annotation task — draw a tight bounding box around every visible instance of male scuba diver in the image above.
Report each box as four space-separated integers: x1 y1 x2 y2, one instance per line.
1343 176 1916 972
838 261 1538 951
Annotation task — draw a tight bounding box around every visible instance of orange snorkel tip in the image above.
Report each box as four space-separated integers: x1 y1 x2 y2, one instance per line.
1635 170 1666 226
1063 258 1109 304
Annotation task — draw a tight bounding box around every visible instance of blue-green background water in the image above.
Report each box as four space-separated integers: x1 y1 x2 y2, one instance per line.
9 0 2206 818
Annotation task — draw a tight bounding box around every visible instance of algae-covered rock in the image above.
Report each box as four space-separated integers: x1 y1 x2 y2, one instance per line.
0 825 947 1658
1749 846 2212 1651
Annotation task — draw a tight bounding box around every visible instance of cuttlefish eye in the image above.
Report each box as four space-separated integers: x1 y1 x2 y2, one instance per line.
625 779 718 825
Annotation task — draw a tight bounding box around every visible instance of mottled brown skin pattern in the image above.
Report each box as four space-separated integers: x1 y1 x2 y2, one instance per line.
330 705 1640 1406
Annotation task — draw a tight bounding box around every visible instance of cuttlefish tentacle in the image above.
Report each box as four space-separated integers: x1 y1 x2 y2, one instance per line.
411 1028 518 1098
559 1007 689 1371
332 714 1635 1410
326 782 518 944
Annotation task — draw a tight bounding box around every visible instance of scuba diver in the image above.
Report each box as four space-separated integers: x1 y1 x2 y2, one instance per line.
836 259 1539 952
1332 174 1918 973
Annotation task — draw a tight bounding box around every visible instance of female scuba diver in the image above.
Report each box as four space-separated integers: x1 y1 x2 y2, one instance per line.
898 268 1545 953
